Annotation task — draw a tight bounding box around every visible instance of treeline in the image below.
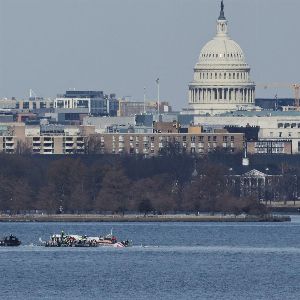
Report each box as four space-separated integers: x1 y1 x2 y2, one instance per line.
0 152 300 215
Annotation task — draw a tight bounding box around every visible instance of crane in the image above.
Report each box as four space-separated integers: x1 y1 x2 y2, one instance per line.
256 83 300 107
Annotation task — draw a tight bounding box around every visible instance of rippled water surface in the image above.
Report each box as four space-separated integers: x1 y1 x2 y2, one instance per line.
1 216 300 299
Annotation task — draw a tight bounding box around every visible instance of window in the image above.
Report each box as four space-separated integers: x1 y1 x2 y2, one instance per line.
213 136 217 142
23 102 29 109
230 136 235 142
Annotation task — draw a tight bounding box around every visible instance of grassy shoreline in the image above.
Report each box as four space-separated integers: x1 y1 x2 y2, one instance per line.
0 214 291 222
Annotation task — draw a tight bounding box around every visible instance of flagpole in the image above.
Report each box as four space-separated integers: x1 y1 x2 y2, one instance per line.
143 86 146 114
156 78 160 119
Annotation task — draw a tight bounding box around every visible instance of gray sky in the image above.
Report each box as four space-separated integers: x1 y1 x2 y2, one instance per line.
0 0 299 109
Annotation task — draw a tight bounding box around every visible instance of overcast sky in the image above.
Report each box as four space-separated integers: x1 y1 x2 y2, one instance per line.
0 0 299 109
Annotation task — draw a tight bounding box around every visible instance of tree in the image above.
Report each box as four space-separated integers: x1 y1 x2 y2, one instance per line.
85 135 103 154
138 198 153 216
95 166 131 213
36 183 60 213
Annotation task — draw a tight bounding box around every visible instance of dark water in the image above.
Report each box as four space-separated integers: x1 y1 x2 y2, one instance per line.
1 216 300 300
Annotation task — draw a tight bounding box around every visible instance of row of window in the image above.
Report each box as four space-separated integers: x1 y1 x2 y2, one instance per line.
198 72 248 80
111 136 236 142
201 52 243 59
269 131 300 138
278 123 300 129
112 141 235 149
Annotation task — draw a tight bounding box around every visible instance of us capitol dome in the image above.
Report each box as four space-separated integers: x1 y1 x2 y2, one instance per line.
187 1 255 115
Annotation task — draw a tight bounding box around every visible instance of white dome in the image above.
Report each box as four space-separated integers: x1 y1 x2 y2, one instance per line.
199 37 246 64
187 1 255 115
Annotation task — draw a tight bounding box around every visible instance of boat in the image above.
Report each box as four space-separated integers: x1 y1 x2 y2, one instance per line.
41 230 131 248
42 233 97 247
0 234 21 246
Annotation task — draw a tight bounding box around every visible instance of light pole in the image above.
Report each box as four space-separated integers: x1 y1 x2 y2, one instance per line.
143 86 146 114
156 78 160 119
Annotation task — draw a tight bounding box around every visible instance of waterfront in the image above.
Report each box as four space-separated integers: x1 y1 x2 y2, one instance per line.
1 217 300 299
0 213 291 222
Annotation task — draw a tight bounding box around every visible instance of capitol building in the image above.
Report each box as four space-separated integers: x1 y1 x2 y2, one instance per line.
188 1 255 115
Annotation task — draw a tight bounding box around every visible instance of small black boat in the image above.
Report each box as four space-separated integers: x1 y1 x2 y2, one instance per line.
0 234 21 246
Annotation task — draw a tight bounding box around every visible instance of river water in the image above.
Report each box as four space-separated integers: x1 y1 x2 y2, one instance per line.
1 216 300 299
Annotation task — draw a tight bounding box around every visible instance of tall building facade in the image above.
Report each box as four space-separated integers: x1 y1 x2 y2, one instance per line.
54 91 118 116
188 1 255 115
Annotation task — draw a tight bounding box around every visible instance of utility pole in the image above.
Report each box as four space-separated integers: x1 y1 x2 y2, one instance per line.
143 86 146 114
156 78 160 119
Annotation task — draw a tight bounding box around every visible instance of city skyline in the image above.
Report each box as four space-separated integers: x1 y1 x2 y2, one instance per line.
0 0 299 109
